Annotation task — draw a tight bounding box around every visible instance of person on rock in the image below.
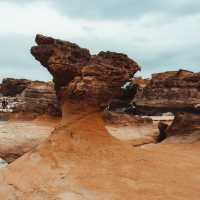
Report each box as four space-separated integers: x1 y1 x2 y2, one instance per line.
2 98 8 109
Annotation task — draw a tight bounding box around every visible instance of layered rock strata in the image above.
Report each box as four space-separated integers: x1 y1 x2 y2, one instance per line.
133 69 200 138
0 78 61 117
21 81 61 116
0 78 31 97
133 70 200 113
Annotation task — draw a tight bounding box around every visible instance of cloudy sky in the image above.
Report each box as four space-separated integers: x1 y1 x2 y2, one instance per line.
0 0 199 81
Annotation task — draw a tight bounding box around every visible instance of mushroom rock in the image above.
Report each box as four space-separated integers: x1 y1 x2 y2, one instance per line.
31 34 140 125
0 35 199 200
0 35 142 199
31 34 140 105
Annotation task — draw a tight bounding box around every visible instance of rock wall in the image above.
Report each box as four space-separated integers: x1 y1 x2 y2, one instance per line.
133 69 200 113
133 69 200 138
31 34 140 106
0 78 61 117
21 81 61 116
0 78 31 97
166 112 200 136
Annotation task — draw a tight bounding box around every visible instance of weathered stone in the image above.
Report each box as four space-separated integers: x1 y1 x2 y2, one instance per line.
0 78 31 97
134 70 200 113
167 112 200 136
21 81 61 116
0 78 61 117
31 34 140 106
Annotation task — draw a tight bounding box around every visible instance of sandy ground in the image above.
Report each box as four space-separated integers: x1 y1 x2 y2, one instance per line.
0 116 199 199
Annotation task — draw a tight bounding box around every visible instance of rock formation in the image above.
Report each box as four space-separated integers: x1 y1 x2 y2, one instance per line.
166 112 200 136
0 78 61 117
0 78 31 97
0 35 199 199
104 111 159 146
31 34 140 106
134 69 200 113
133 69 200 138
21 81 61 116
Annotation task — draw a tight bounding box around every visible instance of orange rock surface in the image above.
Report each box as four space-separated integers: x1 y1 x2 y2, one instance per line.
0 35 199 200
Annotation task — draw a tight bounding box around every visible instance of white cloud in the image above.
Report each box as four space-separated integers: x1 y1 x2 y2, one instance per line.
0 1 199 80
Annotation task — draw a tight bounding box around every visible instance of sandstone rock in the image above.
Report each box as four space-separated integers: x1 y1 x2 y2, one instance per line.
21 81 61 116
0 78 61 117
104 111 159 146
103 110 153 125
1 35 199 200
167 112 200 136
31 34 140 105
0 78 31 97
133 70 200 140
0 121 54 163
133 69 200 113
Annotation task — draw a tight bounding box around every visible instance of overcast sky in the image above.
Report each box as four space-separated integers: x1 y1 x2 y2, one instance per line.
0 0 199 81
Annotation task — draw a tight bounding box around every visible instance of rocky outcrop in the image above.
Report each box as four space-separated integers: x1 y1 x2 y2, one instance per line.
167 112 200 136
133 70 200 114
31 34 140 106
0 78 31 97
0 78 61 117
21 81 61 116
133 69 200 140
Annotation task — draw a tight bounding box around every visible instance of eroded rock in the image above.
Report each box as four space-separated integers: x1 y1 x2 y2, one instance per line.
21 81 61 116
167 112 200 136
0 78 61 117
31 34 140 106
0 78 31 97
0 34 199 200
134 69 200 113
133 69 200 139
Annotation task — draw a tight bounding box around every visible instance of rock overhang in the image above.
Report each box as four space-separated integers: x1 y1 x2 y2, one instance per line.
31 34 140 108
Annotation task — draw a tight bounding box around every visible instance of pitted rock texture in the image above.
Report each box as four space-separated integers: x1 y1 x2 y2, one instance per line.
134 70 200 113
31 34 140 106
0 78 31 97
